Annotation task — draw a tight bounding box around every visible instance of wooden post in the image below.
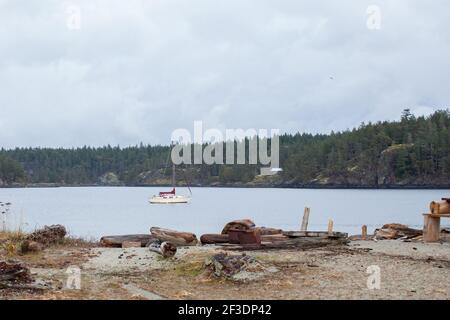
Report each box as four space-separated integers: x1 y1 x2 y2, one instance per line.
423 214 441 243
327 219 334 235
301 207 310 231
361 225 368 240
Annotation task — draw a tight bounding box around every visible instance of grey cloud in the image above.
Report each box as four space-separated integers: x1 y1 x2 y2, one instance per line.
0 0 449 148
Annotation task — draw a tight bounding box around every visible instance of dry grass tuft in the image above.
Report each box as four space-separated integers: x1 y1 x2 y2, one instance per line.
55 236 99 249
0 231 27 257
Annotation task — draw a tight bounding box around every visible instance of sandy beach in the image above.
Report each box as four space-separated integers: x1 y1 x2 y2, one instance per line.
2 238 449 300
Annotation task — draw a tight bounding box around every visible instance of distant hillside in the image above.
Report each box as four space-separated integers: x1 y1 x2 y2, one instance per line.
1 109 449 188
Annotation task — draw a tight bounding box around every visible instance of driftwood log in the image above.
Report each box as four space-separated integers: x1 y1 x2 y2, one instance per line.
255 227 283 235
100 234 156 248
147 241 177 258
200 233 289 245
202 230 347 245
201 234 230 244
122 241 142 248
221 236 349 251
221 220 255 234
211 227 349 249
261 234 290 242
283 231 348 239
150 227 198 246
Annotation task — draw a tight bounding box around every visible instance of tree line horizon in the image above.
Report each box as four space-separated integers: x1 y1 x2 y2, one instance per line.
1 109 449 187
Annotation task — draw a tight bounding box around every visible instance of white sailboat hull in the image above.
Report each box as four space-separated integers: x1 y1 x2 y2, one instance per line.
149 147 191 204
149 195 191 204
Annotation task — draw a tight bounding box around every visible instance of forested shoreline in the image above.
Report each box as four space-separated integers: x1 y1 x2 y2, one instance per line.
1 109 449 188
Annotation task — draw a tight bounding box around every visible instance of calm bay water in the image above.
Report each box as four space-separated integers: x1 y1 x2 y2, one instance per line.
0 187 448 239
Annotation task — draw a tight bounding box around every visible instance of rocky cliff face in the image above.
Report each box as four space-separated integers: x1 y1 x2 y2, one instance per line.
99 172 122 186
376 144 413 186
136 169 200 186
136 170 173 185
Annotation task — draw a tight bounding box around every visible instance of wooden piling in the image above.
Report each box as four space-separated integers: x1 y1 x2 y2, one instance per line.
301 207 310 231
327 219 334 235
362 225 368 240
423 214 441 243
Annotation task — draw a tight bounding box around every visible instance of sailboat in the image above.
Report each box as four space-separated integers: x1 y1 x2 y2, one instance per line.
149 161 191 204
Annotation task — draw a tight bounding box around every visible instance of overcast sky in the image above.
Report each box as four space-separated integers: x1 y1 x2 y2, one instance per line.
1 0 449 148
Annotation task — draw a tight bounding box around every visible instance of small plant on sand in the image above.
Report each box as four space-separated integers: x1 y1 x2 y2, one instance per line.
174 260 205 277
1 240 18 257
57 236 99 248
0 232 26 257
0 202 28 257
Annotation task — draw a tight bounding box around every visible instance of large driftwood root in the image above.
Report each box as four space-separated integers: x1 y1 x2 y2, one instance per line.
205 253 262 278
374 223 422 240
26 225 67 245
146 240 177 258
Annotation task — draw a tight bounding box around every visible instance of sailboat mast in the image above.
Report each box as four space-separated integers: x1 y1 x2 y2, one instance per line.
172 162 176 189
171 142 176 189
